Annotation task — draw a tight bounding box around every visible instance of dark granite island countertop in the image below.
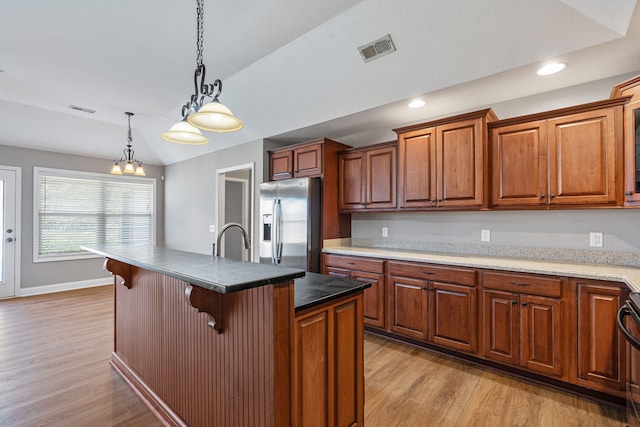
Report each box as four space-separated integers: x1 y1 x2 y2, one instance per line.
84 245 371 310
83 244 305 294
294 272 371 311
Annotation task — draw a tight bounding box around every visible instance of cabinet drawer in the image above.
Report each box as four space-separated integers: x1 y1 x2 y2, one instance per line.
388 261 476 286
483 271 563 297
323 254 384 274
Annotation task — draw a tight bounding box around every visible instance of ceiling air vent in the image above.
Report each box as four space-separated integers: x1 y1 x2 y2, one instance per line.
68 105 96 114
358 34 396 63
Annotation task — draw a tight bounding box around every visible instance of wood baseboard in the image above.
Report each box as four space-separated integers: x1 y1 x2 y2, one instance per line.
110 352 186 427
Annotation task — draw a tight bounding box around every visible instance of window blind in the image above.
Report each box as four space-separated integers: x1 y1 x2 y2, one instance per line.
34 168 154 260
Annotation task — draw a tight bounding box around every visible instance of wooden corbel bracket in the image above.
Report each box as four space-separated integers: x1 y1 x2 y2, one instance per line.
185 284 224 333
104 258 132 289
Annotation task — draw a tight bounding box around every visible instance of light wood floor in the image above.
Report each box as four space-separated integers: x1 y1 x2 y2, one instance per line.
0 286 626 426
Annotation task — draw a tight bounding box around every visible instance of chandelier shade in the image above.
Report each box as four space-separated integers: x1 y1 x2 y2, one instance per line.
111 112 145 176
161 119 209 144
163 0 243 143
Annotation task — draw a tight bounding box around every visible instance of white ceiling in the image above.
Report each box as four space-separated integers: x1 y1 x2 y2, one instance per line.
1 0 639 166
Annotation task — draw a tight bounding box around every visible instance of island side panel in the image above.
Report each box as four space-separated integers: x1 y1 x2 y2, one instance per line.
112 263 293 427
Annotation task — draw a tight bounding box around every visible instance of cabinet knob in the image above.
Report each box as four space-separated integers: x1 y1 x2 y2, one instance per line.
511 300 517 305
539 194 545 199
625 191 633 196
550 194 556 198
522 302 527 306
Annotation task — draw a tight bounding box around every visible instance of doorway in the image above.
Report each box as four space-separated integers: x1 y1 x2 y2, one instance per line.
0 167 21 299
216 163 254 261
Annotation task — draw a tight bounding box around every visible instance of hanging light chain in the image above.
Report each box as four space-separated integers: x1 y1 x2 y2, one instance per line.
196 0 204 68
182 0 221 118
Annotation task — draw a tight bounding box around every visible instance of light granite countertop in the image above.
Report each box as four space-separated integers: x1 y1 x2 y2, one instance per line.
323 239 640 292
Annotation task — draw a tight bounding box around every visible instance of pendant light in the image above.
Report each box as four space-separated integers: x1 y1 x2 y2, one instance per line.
111 112 145 176
161 0 243 144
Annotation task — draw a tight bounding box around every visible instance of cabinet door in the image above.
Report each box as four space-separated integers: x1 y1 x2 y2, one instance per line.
338 152 366 211
437 118 484 208
429 282 477 353
270 150 293 181
293 311 329 427
353 270 385 329
576 282 627 394
623 100 640 205
548 108 618 205
521 295 563 378
490 121 547 207
366 145 396 209
388 276 429 340
397 128 437 208
293 143 323 177
483 290 519 365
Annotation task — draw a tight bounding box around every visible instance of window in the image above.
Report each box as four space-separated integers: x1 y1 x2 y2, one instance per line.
34 167 155 262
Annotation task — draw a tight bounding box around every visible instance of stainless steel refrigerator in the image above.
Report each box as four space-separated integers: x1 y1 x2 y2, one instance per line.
259 177 321 272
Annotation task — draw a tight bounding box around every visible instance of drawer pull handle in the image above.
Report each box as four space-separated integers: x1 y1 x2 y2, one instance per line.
510 281 529 286
347 262 355 265
422 271 435 275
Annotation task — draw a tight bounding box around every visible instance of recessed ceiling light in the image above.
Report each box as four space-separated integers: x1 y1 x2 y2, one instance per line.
408 99 426 109
537 62 566 76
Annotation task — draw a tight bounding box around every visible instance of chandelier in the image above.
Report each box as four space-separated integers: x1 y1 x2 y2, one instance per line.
161 0 243 145
111 112 145 176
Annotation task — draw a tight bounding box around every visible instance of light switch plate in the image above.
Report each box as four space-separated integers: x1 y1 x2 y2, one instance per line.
481 229 491 242
209 225 216 233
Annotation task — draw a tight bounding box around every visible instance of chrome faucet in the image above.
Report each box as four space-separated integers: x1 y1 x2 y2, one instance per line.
213 222 250 257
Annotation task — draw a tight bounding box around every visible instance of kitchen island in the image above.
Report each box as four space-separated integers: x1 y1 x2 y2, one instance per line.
84 244 370 427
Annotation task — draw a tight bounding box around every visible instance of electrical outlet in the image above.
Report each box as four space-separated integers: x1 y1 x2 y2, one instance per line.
590 232 603 248
481 229 491 242
381 227 388 237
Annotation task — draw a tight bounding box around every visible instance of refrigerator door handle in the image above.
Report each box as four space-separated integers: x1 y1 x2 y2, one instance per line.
275 199 283 263
271 200 278 264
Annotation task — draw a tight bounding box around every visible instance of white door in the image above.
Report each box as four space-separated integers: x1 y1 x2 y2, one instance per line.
0 168 18 298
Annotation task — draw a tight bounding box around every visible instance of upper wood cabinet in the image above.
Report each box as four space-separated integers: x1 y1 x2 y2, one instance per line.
269 138 350 181
338 142 396 212
394 109 497 209
611 75 640 206
489 98 628 208
270 150 293 180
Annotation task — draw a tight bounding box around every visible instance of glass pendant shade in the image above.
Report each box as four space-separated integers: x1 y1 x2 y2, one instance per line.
124 162 136 174
187 100 243 132
111 163 123 175
134 165 146 176
161 120 209 145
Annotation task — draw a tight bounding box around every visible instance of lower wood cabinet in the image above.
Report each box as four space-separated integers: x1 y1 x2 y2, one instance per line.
482 271 565 379
429 282 477 353
322 252 631 400
292 293 364 427
323 254 386 329
387 275 429 340
387 261 478 352
574 279 629 397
